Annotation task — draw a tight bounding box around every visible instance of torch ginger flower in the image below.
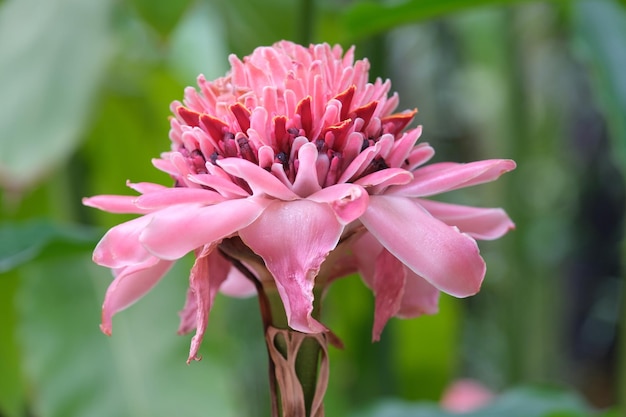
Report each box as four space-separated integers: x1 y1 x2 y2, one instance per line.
83 40 515 362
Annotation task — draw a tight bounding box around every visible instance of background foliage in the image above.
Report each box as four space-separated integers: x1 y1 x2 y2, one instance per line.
0 0 624 416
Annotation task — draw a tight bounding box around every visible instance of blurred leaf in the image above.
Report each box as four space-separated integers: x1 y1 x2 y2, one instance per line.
338 0 538 42
353 386 592 417
0 220 99 273
167 1 229 85
573 0 626 169
17 254 241 417
208 0 298 56
0 0 113 191
0 273 25 417
130 0 193 37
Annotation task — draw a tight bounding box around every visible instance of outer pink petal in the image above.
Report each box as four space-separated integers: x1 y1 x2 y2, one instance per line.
396 269 440 318
140 198 271 260
82 195 150 214
239 200 343 333
389 159 516 197
100 257 174 335
360 195 486 297
308 183 369 224
218 265 257 297
372 249 406 341
351 232 380 287
93 215 154 268
354 168 413 193
418 199 515 240
134 188 226 210
184 247 232 363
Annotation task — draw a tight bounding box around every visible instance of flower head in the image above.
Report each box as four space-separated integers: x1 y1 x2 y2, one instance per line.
84 41 515 362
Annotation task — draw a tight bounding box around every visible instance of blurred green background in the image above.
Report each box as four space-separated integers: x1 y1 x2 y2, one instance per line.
1 0 624 416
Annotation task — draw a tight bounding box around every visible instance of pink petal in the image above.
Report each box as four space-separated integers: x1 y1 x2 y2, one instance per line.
372 249 406 341
140 198 272 260
308 183 369 224
351 232 380 287
354 168 413 192
396 270 440 318
82 195 150 214
389 159 516 197
177 287 197 336
418 199 515 240
239 200 344 333
360 195 486 297
219 265 257 297
292 142 323 197
134 188 226 210
126 181 169 194
187 174 250 198
217 158 298 200
93 215 154 268
184 247 232 363
100 257 174 335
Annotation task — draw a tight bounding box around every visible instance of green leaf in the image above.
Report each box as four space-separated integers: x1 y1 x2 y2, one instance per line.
208 0 298 56
354 386 592 417
0 272 25 417
17 254 242 417
338 0 540 42
130 0 193 38
0 0 114 191
167 1 229 85
0 220 100 273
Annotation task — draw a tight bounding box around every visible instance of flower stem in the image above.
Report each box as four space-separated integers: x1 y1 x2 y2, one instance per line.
218 238 329 416
264 289 328 417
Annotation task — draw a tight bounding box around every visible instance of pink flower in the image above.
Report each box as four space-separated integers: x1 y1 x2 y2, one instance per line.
440 379 495 413
83 41 515 362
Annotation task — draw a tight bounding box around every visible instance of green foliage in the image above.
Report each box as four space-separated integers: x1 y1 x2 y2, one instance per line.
17 254 240 417
327 0 539 42
0 0 114 190
130 0 193 37
0 220 99 273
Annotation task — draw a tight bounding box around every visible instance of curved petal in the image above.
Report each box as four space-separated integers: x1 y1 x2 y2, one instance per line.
188 173 250 198
134 188 226 209
140 198 272 260
372 249 406 341
217 158 298 200
360 195 486 297
219 265 257 297
100 257 174 335
184 247 232 363
292 142 323 197
308 183 369 224
351 231 382 287
396 269 440 318
389 159 516 197
82 195 150 214
93 215 154 268
239 200 343 333
418 199 515 240
354 168 413 193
